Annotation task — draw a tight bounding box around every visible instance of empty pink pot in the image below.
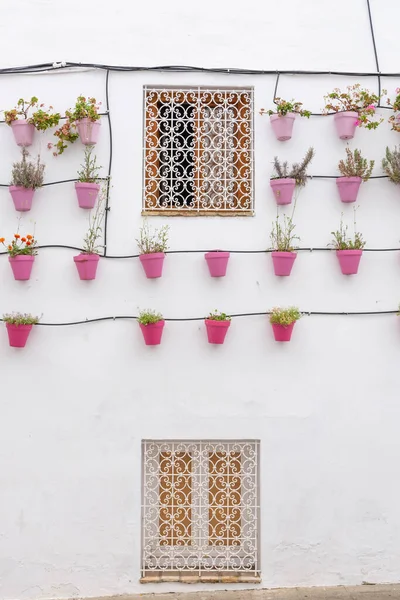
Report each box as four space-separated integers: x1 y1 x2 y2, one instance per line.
336 250 363 275
272 322 295 342
140 253 165 278
75 182 100 209
205 251 230 277
77 118 101 145
9 255 35 280
9 187 35 212
10 120 35 146
74 253 100 280
334 111 359 140
6 323 33 348
270 113 296 141
139 320 165 345
270 178 296 205
271 251 297 276
336 177 362 203
205 319 231 344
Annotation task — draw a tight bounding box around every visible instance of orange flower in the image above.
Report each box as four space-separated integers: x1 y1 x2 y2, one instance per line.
26 241 31 246
21 237 26 242
0 237 5 243
26 235 33 240
8 245 12 250
14 234 20 239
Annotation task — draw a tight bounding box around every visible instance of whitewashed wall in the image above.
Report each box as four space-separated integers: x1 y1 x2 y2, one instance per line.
1 1 400 598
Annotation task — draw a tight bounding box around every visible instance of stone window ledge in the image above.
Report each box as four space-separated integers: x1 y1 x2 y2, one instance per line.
140 571 261 584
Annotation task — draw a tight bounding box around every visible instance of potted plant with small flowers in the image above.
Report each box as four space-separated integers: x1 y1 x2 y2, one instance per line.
75 146 102 209
382 146 400 186
323 84 385 139
270 147 314 205
138 309 165 345
270 214 299 276
4 97 60 146
387 88 400 132
336 147 374 203
9 148 45 211
1 233 37 280
3 312 39 347
260 97 311 141
330 212 365 275
205 310 231 345
74 187 106 280
136 221 169 278
269 307 301 342
52 96 101 155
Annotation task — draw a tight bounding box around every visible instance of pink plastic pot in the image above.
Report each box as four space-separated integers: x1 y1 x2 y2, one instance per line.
6 323 33 348
205 251 230 277
9 255 35 280
272 322 295 342
140 253 165 278
139 320 165 345
75 182 100 209
10 120 35 146
271 251 297 276
270 113 296 141
336 250 363 275
9 186 35 212
336 177 362 203
334 111 359 140
74 253 100 280
205 319 231 344
77 118 101 145
270 178 296 205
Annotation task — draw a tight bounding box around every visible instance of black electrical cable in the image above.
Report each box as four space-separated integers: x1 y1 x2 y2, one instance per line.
103 69 113 257
366 0 381 97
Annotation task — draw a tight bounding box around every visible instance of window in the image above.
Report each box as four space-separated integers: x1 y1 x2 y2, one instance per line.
141 440 260 581
143 87 254 215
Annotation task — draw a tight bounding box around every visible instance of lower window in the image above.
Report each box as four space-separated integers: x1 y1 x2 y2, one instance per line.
141 440 260 580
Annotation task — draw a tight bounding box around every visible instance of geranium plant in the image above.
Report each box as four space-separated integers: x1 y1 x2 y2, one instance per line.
136 221 169 254
338 147 374 180
382 146 400 184
3 312 39 325
387 88 400 132
4 97 60 131
0 233 37 257
206 310 231 321
260 97 311 118
11 148 45 189
269 306 301 326
271 147 315 186
52 96 101 155
323 84 385 130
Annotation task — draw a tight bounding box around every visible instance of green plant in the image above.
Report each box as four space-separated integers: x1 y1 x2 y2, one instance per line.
382 146 400 184
4 97 60 131
330 212 365 250
207 310 231 321
271 147 315 186
82 186 106 254
136 220 169 254
260 97 311 118
387 88 400 132
270 214 299 252
138 309 163 325
0 232 37 257
3 312 39 325
269 307 301 326
77 146 101 183
338 147 374 181
10 148 45 189
52 95 101 156
323 84 385 130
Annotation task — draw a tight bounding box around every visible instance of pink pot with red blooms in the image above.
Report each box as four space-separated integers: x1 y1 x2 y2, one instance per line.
9 255 35 280
6 323 33 348
140 253 165 278
139 321 165 345
205 251 230 277
9 187 35 211
336 250 363 275
10 120 35 146
336 177 362 203
77 118 101 145
205 319 231 344
74 253 100 280
272 322 295 342
271 252 297 276
334 111 359 140
75 182 100 209
270 113 296 141
270 178 296 205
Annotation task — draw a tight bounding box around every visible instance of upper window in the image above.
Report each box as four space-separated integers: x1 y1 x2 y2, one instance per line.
143 87 254 215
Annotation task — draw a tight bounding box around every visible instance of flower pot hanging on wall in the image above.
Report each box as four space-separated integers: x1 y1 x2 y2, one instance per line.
271 251 297 276
271 322 295 342
75 182 100 209
9 187 35 212
205 251 230 277
77 119 101 145
333 112 359 140
9 255 35 280
139 253 165 278
139 321 165 346
205 312 231 344
6 323 33 347
270 178 296 205
270 113 296 141
336 250 363 275
336 177 362 203
10 120 35 146
73 253 100 280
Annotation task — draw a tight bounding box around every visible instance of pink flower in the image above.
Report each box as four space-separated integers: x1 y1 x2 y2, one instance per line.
47 142 53 149
366 104 376 112
355 119 361 126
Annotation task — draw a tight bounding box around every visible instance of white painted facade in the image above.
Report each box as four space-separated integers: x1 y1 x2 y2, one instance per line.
1 1 400 598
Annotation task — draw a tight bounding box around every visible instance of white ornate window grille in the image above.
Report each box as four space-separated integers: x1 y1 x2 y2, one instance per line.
143 87 254 214
141 439 260 576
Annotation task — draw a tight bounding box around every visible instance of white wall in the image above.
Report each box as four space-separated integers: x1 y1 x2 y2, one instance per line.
1 1 400 599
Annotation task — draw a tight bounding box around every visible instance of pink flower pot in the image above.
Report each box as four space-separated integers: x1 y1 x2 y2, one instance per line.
270 178 296 205
334 111 359 140
270 113 296 141
6 323 33 348
205 251 230 277
336 177 362 203
336 250 363 275
205 319 231 344
139 253 165 278
9 255 35 280
75 182 100 209
77 118 101 145
139 320 165 345
73 253 100 280
271 251 297 276
272 322 295 342
10 120 35 146
9 186 35 212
